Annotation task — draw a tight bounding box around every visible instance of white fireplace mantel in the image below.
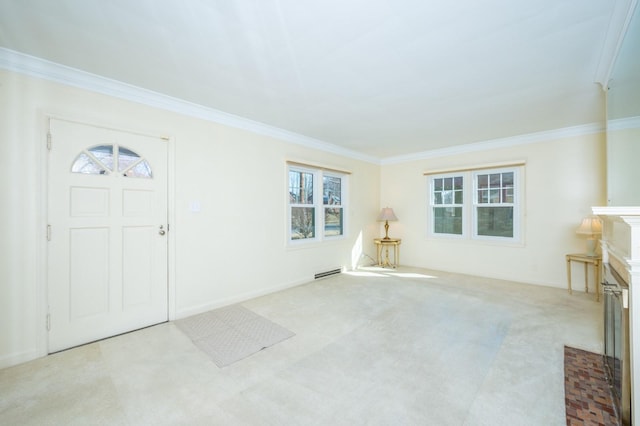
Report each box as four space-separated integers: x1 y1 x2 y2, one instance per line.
593 207 640 216
593 206 640 424
593 207 640 277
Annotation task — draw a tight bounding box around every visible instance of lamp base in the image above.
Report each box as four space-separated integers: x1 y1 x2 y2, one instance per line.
585 238 598 257
383 221 390 239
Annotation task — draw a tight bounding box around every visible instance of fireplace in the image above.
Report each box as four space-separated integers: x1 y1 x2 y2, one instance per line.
602 263 631 424
593 206 640 425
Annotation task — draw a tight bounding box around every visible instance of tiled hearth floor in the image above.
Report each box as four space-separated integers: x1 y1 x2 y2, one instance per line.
564 346 619 425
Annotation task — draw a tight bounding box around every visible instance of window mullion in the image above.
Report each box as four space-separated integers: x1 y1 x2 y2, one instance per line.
315 170 323 241
430 168 519 242
288 164 347 244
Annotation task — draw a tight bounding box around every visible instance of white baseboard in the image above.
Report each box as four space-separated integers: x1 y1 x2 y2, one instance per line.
0 349 40 370
175 276 312 320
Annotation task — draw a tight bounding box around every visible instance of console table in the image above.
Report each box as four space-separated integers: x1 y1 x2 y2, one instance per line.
374 238 401 268
565 253 601 301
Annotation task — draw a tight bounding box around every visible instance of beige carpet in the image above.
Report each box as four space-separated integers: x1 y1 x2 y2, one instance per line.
175 305 295 367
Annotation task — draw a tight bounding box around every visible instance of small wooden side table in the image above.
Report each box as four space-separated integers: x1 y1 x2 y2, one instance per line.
565 253 601 301
374 238 401 268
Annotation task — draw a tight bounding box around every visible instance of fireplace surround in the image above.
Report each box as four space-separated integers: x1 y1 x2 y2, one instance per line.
594 206 640 425
602 262 631 424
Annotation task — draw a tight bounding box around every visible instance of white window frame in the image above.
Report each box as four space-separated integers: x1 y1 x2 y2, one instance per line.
427 166 522 243
472 167 520 242
287 164 348 245
429 172 467 239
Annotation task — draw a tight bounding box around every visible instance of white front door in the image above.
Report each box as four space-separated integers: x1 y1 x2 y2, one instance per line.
47 118 168 353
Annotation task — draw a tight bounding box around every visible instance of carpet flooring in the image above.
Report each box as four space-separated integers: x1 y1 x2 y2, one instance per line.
0 267 604 425
564 346 619 425
175 305 295 367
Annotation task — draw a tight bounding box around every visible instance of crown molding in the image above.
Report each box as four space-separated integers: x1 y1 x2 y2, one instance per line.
0 47 380 165
608 115 640 131
0 47 613 167
380 122 605 165
593 0 638 89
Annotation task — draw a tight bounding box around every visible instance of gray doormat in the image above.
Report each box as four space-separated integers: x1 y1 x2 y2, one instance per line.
175 305 295 367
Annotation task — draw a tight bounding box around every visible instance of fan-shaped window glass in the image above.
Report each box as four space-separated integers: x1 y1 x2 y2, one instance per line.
118 147 140 172
89 145 114 171
124 160 153 178
119 146 152 178
71 145 152 179
71 152 107 175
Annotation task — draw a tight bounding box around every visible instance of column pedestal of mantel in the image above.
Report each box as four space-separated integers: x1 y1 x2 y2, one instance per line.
593 206 640 425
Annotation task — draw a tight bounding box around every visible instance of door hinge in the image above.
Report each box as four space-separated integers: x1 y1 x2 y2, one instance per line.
46 313 51 331
46 132 52 150
47 224 51 241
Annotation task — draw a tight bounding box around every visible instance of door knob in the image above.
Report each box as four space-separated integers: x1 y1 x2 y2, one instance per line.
159 225 166 236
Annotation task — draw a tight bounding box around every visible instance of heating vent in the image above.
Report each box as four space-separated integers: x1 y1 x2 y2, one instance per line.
314 268 342 280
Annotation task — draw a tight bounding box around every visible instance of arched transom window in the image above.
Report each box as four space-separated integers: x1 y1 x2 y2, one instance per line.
71 145 153 178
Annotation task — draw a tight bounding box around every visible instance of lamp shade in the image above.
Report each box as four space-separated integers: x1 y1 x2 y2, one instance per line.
377 207 398 222
576 217 602 236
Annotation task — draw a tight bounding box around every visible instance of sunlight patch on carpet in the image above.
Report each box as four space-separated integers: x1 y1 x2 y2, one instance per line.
176 305 295 367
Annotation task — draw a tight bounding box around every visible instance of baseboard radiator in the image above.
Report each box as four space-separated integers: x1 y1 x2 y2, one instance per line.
314 268 342 280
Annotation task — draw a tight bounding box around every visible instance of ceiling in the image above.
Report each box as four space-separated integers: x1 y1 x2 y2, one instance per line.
0 0 631 160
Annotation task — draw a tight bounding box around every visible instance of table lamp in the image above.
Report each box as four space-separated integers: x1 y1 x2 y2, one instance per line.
377 207 398 240
576 216 602 256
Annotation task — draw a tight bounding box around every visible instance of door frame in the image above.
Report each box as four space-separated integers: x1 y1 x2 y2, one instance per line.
36 112 177 356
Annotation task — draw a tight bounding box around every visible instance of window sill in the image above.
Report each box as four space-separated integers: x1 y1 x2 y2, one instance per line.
425 234 525 248
286 235 348 251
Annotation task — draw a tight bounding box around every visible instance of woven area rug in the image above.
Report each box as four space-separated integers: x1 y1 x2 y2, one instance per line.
176 305 295 367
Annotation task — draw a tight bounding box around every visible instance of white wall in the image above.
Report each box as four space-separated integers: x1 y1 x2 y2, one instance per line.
0 70 44 367
0 67 608 369
607 126 640 206
0 69 380 367
605 2 640 206
379 134 606 287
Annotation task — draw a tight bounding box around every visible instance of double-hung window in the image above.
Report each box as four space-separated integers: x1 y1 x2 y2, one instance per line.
432 175 464 236
474 170 515 238
288 164 347 243
428 166 521 242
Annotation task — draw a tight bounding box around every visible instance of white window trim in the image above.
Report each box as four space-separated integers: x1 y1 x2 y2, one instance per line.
287 163 348 246
322 170 347 241
471 167 520 242
427 166 523 244
429 172 467 240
